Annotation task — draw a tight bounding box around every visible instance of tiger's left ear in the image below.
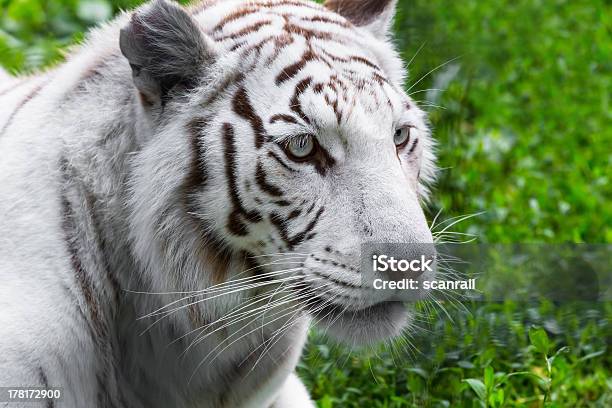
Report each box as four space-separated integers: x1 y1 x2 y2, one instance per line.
323 0 398 39
119 0 216 107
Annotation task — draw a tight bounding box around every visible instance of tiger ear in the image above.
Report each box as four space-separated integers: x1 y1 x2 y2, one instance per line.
119 0 216 106
323 0 398 39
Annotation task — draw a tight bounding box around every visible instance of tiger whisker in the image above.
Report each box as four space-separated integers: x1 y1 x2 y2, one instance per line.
141 272 305 322
428 207 444 231
243 282 346 371
211 278 341 370
168 289 282 348
408 88 444 96
138 273 308 335
430 211 484 234
245 283 342 372
405 41 426 69
406 55 462 94
434 237 478 244
127 258 305 297
417 102 447 110
432 231 476 237
250 252 309 258
189 276 329 350
182 279 327 356
189 301 310 383
138 265 305 319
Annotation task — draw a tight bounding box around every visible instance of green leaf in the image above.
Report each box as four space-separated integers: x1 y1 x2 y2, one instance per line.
406 367 428 379
529 326 550 355
484 366 495 389
318 395 333 408
457 360 475 369
578 349 604 362
7 0 45 29
463 378 486 401
489 388 504 408
345 387 362 395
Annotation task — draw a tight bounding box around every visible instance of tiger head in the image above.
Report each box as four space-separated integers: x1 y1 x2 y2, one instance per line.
124 0 436 347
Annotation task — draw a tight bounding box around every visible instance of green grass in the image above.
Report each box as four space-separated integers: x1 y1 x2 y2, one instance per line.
299 301 610 407
394 0 611 244
1 0 610 406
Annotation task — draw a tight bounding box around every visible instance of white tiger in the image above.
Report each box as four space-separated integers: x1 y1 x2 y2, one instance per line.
0 0 437 406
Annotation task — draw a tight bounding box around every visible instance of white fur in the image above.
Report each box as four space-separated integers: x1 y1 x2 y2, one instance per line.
0 1 436 406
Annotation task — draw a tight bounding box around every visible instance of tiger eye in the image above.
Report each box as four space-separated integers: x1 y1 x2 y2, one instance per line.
285 135 315 161
394 127 410 148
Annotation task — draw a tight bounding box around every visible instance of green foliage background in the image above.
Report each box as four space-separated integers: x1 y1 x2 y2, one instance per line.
1 0 610 406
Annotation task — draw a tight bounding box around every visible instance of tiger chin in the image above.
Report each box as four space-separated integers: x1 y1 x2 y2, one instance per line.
0 0 437 407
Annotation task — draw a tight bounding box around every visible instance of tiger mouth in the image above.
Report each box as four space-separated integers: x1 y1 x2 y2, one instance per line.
309 298 409 347
295 273 398 320
292 271 410 346
304 294 397 321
